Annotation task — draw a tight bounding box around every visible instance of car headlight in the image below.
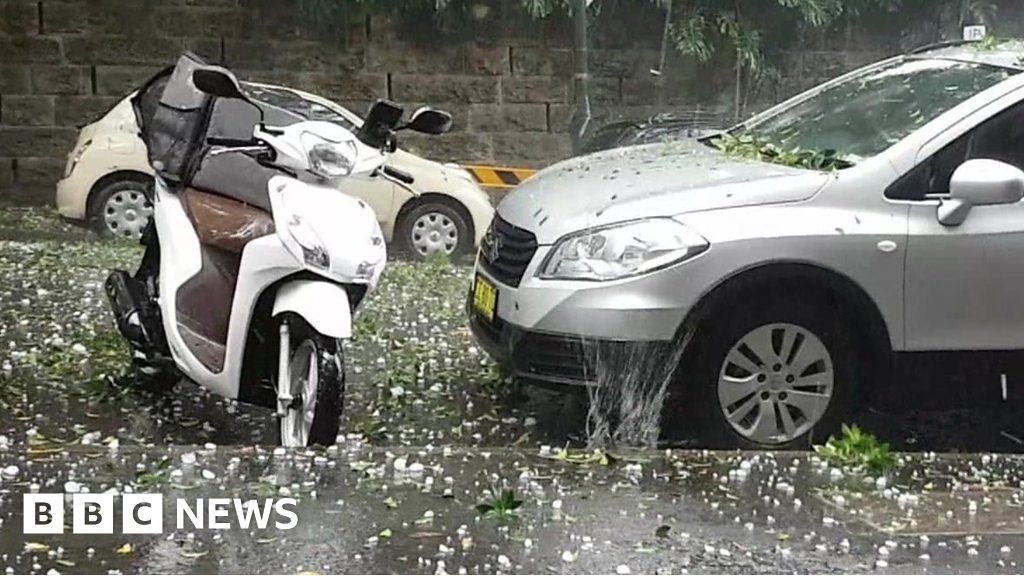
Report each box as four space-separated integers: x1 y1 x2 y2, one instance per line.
64 139 92 178
538 219 709 281
301 133 357 179
287 213 330 270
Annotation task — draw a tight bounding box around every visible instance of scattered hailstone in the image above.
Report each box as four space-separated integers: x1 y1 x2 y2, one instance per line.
201 470 216 480
497 555 511 569
616 565 631 574
1 466 18 478
180 452 197 466
561 550 577 563
63 481 81 494
1001 545 1012 555
0 435 8 449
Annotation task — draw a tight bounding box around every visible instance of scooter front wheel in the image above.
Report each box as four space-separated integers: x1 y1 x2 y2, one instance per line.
276 317 345 447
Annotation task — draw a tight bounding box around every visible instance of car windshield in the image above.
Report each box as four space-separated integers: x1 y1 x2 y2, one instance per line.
241 84 360 131
737 57 1018 163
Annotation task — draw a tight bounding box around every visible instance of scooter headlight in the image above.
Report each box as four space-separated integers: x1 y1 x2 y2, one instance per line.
287 213 330 270
301 132 358 179
539 219 709 281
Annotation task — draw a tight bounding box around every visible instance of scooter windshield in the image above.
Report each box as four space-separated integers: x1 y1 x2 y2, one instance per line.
131 52 214 185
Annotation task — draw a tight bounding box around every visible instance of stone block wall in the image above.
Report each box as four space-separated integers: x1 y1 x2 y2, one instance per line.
2 0 1024 206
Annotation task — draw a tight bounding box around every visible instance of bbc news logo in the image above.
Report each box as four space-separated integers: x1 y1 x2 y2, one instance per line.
23 494 298 534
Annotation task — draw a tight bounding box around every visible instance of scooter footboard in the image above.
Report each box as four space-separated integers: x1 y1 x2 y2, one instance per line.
272 280 352 339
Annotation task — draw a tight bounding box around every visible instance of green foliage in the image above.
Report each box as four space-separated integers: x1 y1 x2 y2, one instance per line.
475 488 524 520
710 133 854 170
975 34 1010 51
134 457 173 488
814 424 897 473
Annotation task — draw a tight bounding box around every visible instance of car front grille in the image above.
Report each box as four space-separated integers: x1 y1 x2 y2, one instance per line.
478 215 538 288
514 333 589 383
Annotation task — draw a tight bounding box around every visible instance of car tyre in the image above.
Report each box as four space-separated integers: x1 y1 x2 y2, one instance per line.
89 179 154 240
676 294 858 449
396 199 473 260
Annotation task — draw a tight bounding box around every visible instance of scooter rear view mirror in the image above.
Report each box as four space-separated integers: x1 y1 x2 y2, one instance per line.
405 107 453 135
358 100 405 149
193 67 246 100
193 66 267 128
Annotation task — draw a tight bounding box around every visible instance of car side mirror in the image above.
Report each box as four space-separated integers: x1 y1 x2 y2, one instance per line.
937 159 1024 226
405 107 452 135
193 67 247 100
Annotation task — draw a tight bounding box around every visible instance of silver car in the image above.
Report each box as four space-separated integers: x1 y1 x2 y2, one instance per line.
469 39 1024 448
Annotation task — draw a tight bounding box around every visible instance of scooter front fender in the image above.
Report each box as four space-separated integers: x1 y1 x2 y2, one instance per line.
272 280 352 339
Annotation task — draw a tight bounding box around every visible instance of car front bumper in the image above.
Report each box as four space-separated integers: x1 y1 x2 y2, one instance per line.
56 172 89 221
467 293 674 387
467 256 689 386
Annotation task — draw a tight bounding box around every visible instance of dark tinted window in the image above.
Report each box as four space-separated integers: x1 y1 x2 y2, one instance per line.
886 101 1024 200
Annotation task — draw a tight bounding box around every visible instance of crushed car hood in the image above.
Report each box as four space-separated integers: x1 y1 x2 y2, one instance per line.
497 140 833 244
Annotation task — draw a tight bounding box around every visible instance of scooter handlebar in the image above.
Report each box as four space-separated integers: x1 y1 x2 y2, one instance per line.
382 165 415 185
207 137 255 147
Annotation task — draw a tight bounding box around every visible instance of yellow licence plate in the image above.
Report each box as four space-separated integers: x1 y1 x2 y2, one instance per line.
472 274 498 322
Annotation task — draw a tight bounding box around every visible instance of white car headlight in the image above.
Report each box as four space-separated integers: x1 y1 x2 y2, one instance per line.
539 219 709 281
301 132 357 179
64 139 92 178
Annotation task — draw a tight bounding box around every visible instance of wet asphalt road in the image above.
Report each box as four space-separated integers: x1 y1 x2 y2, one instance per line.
4 446 1024 574
3 207 1024 573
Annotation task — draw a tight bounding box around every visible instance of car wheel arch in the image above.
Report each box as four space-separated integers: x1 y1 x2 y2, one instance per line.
86 170 153 219
676 261 894 383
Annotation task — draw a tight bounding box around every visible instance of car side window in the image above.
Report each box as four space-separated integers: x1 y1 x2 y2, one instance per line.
886 101 1024 200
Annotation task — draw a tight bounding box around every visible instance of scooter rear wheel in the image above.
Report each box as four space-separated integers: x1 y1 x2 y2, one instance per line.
276 318 345 447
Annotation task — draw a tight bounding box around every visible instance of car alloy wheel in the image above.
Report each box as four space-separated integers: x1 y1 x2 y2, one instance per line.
716 322 835 445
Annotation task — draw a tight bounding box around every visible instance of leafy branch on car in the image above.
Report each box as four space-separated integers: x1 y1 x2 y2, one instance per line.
710 133 854 171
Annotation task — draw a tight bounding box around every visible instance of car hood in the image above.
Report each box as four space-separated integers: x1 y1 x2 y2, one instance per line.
388 147 480 192
497 140 833 244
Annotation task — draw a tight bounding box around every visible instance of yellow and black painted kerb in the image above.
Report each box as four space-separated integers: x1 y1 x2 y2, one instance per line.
463 165 536 189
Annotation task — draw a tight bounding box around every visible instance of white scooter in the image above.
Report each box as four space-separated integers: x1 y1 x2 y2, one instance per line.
105 60 452 446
